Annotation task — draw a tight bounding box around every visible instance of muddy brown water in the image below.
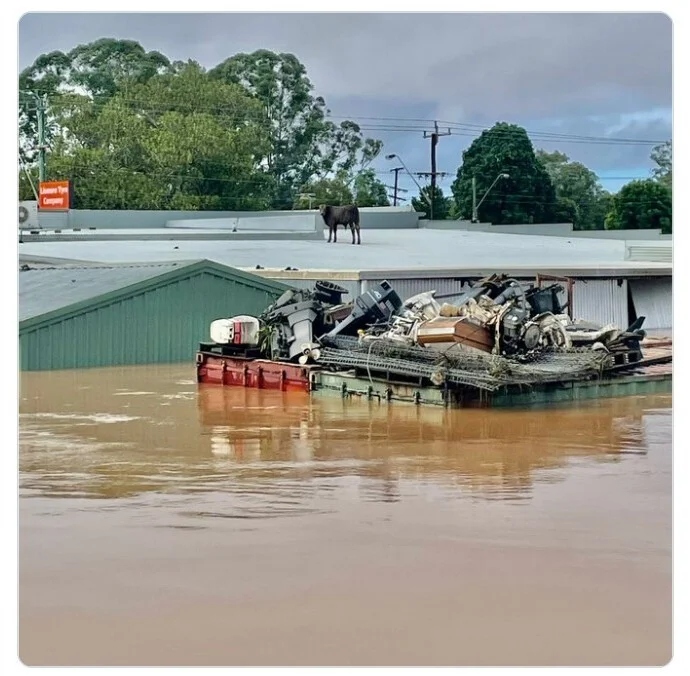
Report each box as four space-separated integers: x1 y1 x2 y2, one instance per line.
18 365 672 667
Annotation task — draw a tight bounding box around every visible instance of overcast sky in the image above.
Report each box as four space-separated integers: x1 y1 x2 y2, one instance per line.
18 12 672 196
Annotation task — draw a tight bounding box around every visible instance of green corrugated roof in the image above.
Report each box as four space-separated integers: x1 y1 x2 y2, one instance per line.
19 259 289 330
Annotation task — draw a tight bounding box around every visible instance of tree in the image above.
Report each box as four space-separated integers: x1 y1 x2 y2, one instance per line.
536 150 608 230
209 50 382 208
42 62 273 210
650 140 672 187
451 122 557 224
411 185 451 220
18 39 172 165
605 179 672 234
353 169 390 207
588 192 614 232
551 196 580 225
18 42 383 212
64 38 172 99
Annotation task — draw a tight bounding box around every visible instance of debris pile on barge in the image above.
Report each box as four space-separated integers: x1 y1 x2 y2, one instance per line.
196 275 671 407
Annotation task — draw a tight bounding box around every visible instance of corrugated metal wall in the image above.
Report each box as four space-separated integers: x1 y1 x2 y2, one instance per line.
362 277 472 301
572 279 629 328
19 272 283 371
363 276 631 328
629 278 673 331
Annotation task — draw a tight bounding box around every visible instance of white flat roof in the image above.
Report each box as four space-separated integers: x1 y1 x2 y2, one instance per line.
18 227 629 264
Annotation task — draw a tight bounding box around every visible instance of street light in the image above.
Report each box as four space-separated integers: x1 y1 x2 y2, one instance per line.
469 172 510 223
385 153 431 206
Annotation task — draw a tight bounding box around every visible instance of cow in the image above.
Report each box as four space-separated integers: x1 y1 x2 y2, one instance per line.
319 204 361 245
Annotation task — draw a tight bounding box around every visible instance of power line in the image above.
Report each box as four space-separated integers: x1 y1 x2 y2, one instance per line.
28 162 668 207
21 94 669 147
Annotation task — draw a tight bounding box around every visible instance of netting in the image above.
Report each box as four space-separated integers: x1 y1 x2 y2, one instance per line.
318 336 611 392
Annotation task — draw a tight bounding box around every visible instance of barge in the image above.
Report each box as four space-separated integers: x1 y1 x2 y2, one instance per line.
195 276 672 409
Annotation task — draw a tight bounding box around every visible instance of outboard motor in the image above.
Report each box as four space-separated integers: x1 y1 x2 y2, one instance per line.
321 281 403 342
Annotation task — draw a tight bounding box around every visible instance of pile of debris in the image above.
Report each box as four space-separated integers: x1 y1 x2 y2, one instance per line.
204 274 651 393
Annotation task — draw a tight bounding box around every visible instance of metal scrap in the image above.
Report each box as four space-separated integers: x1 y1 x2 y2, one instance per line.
203 273 651 394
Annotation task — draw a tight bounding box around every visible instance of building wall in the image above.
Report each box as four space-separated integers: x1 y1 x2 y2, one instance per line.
37 207 421 231
421 220 668 240
361 277 471 301
165 214 321 232
571 279 629 328
629 277 673 331
19 272 285 371
360 275 633 328
32 208 670 240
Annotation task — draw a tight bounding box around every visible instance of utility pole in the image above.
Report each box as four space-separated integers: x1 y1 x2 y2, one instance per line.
19 159 39 201
20 91 48 184
422 121 451 220
36 94 47 184
386 177 408 206
390 167 404 206
472 177 478 223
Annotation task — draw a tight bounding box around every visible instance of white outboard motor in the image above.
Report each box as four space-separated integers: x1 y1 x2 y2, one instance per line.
210 315 261 346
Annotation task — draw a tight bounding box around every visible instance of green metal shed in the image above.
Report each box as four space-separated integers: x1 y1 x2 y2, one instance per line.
19 259 290 371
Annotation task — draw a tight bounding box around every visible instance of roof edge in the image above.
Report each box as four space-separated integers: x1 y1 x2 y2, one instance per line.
19 259 291 333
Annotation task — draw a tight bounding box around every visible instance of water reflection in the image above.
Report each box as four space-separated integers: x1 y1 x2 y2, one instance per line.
18 365 671 510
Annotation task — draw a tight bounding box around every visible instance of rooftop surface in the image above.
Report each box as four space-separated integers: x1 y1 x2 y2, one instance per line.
19 228 632 271
18 261 195 322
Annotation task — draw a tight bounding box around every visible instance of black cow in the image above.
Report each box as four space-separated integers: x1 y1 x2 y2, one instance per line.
319 204 361 245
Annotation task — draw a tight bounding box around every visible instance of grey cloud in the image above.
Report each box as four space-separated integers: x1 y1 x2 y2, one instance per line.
19 13 671 116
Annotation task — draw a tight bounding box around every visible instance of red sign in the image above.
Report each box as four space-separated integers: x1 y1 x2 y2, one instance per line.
38 180 71 210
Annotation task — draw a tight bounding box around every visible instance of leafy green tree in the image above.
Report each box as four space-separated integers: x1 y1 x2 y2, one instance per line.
588 192 614 231
451 122 557 224
43 62 272 210
353 169 390 207
650 140 672 187
411 185 451 220
605 179 672 234
64 38 171 98
18 42 383 212
18 39 172 165
124 62 273 210
209 50 381 208
536 150 608 230
552 196 580 225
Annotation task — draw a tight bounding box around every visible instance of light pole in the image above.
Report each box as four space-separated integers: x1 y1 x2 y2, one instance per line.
470 173 509 223
386 153 433 215
298 193 316 210
19 90 48 184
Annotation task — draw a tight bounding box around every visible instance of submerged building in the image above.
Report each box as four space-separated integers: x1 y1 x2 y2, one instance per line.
19 259 288 371
18 221 672 371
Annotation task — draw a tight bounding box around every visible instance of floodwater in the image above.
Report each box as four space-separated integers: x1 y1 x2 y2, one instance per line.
18 365 672 667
